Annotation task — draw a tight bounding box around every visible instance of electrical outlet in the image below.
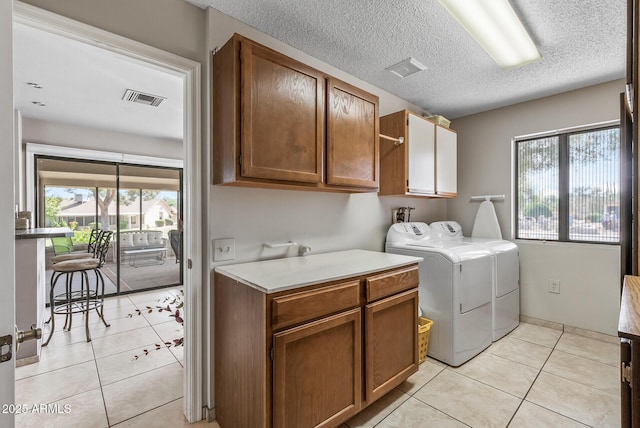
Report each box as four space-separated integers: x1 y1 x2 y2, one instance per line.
548 279 560 294
213 238 235 261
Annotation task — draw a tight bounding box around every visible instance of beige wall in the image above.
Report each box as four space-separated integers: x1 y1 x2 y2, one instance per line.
21 117 183 158
21 0 205 64
449 79 624 335
206 7 447 265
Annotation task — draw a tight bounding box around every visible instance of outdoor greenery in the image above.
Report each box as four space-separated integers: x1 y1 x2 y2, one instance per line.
517 126 620 241
585 212 604 223
45 187 179 246
71 228 95 245
523 202 552 219
45 196 64 227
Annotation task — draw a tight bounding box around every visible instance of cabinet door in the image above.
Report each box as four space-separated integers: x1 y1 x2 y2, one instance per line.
407 114 435 194
327 78 379 188
273 308 362 428
436 126 457 196
365 289 418 404
240 40 325 183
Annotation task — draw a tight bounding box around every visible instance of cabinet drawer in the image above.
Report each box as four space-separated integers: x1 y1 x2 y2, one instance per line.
366 265 419 302
272 280 361 331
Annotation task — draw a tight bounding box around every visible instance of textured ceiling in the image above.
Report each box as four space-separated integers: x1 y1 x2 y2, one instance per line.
187 0 626 119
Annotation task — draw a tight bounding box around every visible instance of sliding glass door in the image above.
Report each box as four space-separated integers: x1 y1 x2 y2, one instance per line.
117 165 182 292
36 156 183 295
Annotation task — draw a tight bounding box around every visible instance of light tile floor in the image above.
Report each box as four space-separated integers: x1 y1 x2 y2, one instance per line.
16 293 620 428
15 287 218 428
343 322 620 428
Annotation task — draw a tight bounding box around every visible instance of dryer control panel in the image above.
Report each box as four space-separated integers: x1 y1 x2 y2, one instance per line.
430 221 463 239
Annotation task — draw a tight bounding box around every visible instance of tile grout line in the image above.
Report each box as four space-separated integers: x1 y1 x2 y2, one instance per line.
411 326 563 428
504 329 595 427
399 369 474 428
360 389 411 428
109 397 185 427
502 340 557 426
100 310 183 423
16 291 187 427
91 335 113 427
352 323 612 428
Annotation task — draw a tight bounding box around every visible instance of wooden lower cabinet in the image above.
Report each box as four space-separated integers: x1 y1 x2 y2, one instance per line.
273 309 362 428
365 289 419 404
214 264 419 428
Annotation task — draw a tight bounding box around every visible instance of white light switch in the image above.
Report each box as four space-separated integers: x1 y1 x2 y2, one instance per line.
214 238 235 261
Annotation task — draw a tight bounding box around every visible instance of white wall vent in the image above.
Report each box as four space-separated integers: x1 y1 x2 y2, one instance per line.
122 89 166 107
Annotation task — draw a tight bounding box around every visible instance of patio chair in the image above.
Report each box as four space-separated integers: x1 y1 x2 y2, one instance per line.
51 229 101 264
168 230 181 263
51 236 74 256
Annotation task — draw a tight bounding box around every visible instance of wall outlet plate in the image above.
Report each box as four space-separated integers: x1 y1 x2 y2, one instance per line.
548 279 560 294
213 238 235 261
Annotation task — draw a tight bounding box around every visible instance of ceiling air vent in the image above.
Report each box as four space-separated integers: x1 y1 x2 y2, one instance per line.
122 89 166 107
385 57 427 78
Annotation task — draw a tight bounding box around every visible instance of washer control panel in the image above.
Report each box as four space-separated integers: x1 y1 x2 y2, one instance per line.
386 222 430 242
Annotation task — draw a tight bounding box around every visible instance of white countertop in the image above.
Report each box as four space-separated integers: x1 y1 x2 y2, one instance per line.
214 249 423 294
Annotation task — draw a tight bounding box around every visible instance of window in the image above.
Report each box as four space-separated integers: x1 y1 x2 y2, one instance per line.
515 125 620 243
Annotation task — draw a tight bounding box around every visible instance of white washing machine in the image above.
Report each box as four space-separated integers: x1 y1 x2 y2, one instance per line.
430 221 520 341
385 222 493 366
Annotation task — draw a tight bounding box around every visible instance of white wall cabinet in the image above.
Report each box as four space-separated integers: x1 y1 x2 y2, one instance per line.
407 114 435 194
435 124 457 196
380 110 457 197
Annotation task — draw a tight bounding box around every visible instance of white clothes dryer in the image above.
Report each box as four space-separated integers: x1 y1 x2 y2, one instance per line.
430 221 520 341
385 222 493 366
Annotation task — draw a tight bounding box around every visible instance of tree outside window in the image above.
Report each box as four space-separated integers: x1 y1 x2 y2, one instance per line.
516 126 620 243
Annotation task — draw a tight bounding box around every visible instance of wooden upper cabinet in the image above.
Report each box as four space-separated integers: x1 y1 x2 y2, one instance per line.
240 40 325 183
327 78 379 189
212 33 379 192
379 110 457 198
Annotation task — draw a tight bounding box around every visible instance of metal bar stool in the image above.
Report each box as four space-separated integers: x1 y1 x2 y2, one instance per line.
43 231 113 346
51 228 102 264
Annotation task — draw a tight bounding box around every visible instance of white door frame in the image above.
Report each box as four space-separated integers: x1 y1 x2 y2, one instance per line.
13 2 203 423
0 1 15 426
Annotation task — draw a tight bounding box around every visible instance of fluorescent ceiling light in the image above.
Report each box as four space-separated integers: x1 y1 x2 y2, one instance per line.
438 0 541 70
